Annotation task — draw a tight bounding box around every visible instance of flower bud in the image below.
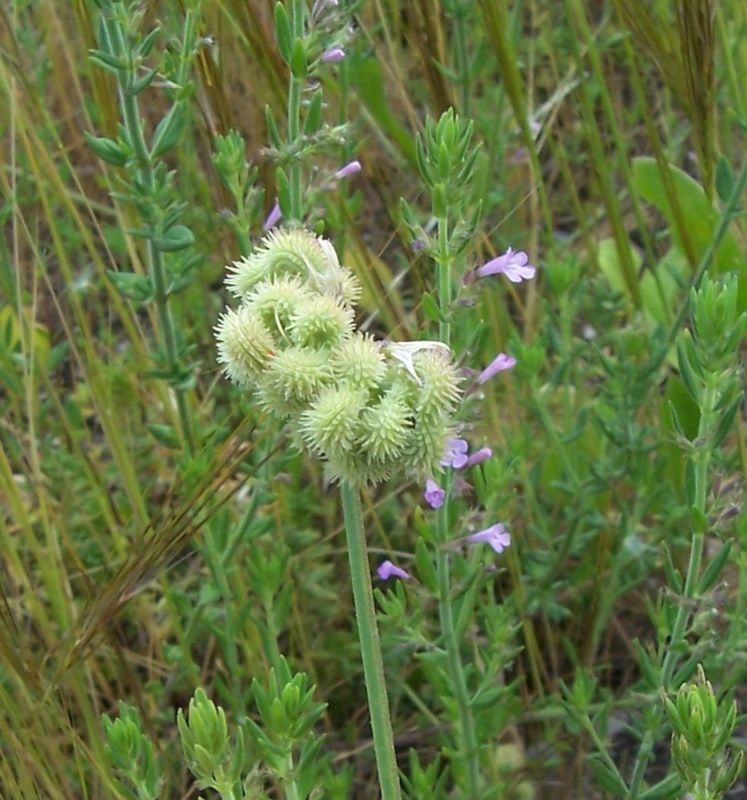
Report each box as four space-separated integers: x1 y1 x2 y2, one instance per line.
215 306 275 386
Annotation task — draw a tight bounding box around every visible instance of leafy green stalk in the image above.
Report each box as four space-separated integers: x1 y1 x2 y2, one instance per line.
97 3 197 451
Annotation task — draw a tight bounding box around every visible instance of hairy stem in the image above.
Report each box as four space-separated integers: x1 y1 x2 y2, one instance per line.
435 214 481 797
661 382 718 685
340 483 401 800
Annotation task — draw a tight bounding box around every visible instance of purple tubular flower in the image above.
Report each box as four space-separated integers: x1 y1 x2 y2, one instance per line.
263 200 282 232
377 560 411 581
465 447 493 467
477 247 536 283
424 478 445 509
467 524 511 554
440 437 469 469
477 353 517 385
335 160 362 179
321 47 345 63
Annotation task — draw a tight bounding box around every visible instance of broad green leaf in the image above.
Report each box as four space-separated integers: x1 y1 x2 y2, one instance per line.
632 157 741 274
597 237 641 300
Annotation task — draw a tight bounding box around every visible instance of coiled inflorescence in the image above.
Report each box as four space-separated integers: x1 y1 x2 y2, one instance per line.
216 228 461 485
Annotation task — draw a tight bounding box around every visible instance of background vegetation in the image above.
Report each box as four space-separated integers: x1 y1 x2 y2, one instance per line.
0 0 745 797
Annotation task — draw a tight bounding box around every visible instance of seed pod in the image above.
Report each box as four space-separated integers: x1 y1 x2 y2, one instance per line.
215 306 275 386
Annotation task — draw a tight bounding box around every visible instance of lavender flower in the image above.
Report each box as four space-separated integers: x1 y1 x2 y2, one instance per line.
335 160 362 179
440 437 469 469
321 47 345 63
467 524 511 554
465 447 492 467
262 200 282 232
477 353 516 385
377 560 411 581
477 247 536 283
424 477 445 509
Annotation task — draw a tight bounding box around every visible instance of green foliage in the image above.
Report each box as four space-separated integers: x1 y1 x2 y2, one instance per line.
104 703 161 800
1 0 746 798
664 666 743 800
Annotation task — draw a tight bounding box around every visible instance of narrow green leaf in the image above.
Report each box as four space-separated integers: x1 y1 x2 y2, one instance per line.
125 67 158 96
146 424 180 449
290 37 306 78
304 88 323 135
676 337 700 402
715 156 735 204
151 105 185 159
712 392 742 448
276 168 291 218
588 754 628 796
414 539 437 593
661 545 683 594
420 291 442 323
84 132 128 166
274 2 292 63
698 539 733 594
265 106 282 149
137 26 161 58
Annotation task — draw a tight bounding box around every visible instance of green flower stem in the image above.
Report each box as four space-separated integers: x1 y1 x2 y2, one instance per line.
630 382 719 787
435 214 480 798
437 217 452 346
287 0 305 221
105 15 194 453
661 382 718 686
436 543 481 798
287 74 303 220
340 483 402 800
282 753 301 800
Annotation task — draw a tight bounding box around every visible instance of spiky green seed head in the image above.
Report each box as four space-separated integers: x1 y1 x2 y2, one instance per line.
413 350 462 420
259 346 332 414
290 294 354 349
225 229 360 306
359 387 413 464
331 334 386 390
246 276 311 341
215 306 275 386
299 386 366 460
225 228 332 298
403 418 449 479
